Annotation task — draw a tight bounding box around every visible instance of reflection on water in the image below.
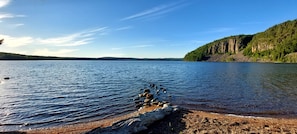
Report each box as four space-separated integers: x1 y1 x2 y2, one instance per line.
1 61 297 131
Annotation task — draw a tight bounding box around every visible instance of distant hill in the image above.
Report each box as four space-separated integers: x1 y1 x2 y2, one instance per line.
184 19 297 63
0 52 96 60
0 52 182 61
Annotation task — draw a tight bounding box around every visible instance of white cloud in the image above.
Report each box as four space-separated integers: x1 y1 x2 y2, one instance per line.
0 13 26 25
0 0 10 8
1 27 106 48
32 48 78 57
0 13 14 19
0 13 26 19
0 26 108 51
0 27 107 57
115 26 133 31
37 27 107 47
0 34 34 47
0 0 26 25
131 45 153 48
121 1 187 21
13 23 24 27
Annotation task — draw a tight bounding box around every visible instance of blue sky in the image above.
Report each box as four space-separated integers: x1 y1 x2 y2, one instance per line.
0 0 297 58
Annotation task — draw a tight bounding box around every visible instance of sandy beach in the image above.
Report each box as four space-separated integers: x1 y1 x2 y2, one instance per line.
140 109 297 134
21 106 297 134
24 105 162 134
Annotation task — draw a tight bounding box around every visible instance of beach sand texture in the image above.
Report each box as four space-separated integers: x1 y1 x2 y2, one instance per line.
23 107 297 134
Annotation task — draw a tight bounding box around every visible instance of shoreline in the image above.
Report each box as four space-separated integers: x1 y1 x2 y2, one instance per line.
20 107 297 134
23 105 163 134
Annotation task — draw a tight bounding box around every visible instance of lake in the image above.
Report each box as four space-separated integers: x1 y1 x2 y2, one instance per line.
1 60 297 131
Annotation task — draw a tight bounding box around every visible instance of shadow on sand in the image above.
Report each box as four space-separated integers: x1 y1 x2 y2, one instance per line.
137 108 191 134
0 132 26 134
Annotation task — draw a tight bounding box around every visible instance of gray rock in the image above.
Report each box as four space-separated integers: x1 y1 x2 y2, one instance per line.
86 104 175 134
144 89 150 93
144 99 151 103
145 94 153 99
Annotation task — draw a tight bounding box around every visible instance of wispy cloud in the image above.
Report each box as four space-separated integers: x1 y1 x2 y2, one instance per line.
0 13 26 19
32 48 78 57
37 27 107 47
0 34 34 47
13 23 24 27
121 1 187 21
132 44 153 48
115 26 133 31
0 13 14 19
0 13 26 26
0 0 10 8
0 0 26 26
0 27 107 48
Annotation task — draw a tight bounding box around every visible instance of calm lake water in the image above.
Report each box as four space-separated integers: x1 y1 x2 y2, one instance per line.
1 60 297 131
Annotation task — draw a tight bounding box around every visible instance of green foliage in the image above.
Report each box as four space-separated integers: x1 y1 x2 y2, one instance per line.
185 19 297 62
243 45 252 56
244 19 297 62
225 57 235 62
284 53 297 63
184 44 210 61
184 35 253 61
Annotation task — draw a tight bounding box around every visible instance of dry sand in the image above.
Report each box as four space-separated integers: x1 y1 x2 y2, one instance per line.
21 107 297 134
24 105 161 134
140 109 297 134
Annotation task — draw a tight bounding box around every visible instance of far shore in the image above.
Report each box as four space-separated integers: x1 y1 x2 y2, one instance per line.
19 107 297 134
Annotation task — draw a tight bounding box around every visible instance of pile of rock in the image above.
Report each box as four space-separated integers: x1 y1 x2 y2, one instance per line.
86 83 178 134
134 83 172 109
138 89 154 106
136 89 169 109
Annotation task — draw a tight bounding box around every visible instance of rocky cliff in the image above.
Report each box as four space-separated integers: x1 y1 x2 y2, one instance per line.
184 35 253 61
184 19 297 62
249 20 297 53
207 35 253 54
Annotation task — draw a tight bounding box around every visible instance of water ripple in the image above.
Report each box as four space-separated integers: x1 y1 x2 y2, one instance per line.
1 61 297 131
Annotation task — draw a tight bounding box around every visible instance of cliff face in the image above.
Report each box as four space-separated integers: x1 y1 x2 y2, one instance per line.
184 19 297 62
207 36 253 54
183 35 253 61
248 20 297 53
251 42 274 52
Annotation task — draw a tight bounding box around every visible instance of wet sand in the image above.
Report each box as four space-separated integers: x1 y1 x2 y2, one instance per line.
23 107 297 134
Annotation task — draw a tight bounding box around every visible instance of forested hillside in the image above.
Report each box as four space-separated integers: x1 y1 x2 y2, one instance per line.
243 20 297 62
184 19 297 63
